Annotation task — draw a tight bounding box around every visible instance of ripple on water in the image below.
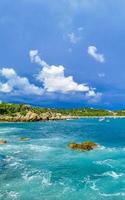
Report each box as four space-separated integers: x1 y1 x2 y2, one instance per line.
1 120 125 200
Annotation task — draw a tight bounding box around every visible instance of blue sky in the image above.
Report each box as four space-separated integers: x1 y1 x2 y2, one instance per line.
0 0 125 109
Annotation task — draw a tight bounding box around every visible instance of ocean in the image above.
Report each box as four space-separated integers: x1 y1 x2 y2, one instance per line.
0 118 125 200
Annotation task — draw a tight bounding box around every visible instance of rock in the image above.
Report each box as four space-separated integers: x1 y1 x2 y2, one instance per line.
18 137 30 141
0 140 7 144
68 141 97 151
25 111 40 121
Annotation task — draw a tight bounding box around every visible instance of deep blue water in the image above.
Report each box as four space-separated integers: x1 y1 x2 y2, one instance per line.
0 118 125 200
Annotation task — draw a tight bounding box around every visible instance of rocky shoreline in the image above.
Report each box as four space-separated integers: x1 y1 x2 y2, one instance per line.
1 112 125 122
1 103 125 122
0 111 79 122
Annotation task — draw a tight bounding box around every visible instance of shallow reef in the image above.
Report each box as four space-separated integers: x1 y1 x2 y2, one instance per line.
18 137 31 141
0 140 7 145
68 141 97 151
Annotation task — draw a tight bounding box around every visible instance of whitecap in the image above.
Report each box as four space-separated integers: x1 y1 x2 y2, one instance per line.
98 145 125 153
41 171 52 187
94 171 123 179
103 171 123 179
100 192 125 197
22 169 52 188
28 144 53 152
8 191 20 200
94 159 113 168
0 127 21 134
22 169 41 181
90 182 99 191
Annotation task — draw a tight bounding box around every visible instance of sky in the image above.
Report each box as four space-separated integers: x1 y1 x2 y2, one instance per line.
0 0 125 109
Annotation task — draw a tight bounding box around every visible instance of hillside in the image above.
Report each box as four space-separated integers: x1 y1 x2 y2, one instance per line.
0 102 124 122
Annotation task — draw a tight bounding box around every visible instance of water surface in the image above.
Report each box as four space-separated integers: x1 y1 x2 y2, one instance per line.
0 118 125 200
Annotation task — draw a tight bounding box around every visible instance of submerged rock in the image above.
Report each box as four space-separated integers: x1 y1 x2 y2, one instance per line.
68 141 97 151
0 140 7 144
18 137 30 141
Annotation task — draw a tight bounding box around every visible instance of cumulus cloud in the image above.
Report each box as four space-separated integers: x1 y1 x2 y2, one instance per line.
88 46 105 63
86 90 102 103
29 50 101 101
0 82 12 93
29 50 47 66
67 32 81 44
0 50 102 103
37 65 90 93
0 68 43 95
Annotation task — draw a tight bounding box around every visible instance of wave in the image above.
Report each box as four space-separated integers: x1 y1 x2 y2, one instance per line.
28 144 54 152
90 181 99 191
100 192 125 197
97 145 117 152
94 159 114 168
8 191 20 200
22 169 52 187
94 171 124 179
102 171 123 179
84 175 125 198
0 190 20 200
0 127 22 133
0 143 54 154
97 145 125 153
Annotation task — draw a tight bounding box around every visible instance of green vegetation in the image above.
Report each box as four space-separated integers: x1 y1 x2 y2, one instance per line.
52 108 113 116
0 102 125 121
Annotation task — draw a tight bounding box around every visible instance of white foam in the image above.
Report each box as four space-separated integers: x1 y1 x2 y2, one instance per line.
0 127 21 134
5 156 25 171
8 191 20 200
22 169 52 188
98 145 125 153
22 169 41 181
103 171 123 179
90 182 99 191
28 144 53 152
41 171 52 187
38 137 60 141
97 145 125 152
95 171 123 179
94 159 113 168
100 192 125 197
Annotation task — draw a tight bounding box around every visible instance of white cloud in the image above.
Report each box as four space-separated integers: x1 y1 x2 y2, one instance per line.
0 82 12 93
67 32 80 44
86 90 102 103
98 72 105 78
0 68 43 95
0 50 102 103
37 65 90 93
1 68 16 78
88 46 105 63
29 50 101 102
29 50 47 66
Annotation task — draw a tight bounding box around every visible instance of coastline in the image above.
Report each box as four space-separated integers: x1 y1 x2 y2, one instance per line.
1 102 125 122
0 115 125 123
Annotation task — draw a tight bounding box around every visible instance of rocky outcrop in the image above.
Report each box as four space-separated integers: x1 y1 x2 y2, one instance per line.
0 111 78 122
68 141 97 151
0 140 7 144
18 137 30 141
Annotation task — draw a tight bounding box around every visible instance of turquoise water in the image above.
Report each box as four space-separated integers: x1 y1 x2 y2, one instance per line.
0 118 125 200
